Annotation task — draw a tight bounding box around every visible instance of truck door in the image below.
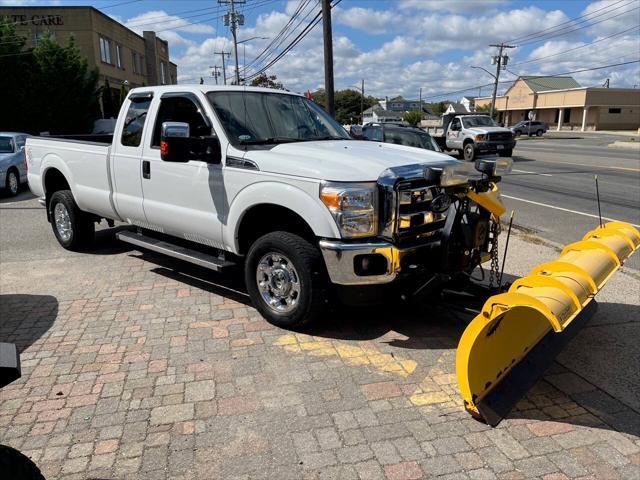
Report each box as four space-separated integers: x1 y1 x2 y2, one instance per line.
448 117 462 149
111 93 152 225
140 92 224 248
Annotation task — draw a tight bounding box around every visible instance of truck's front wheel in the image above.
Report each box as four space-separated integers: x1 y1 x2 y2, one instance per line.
463 142 476 162
245 231 328 329
49 190 95 251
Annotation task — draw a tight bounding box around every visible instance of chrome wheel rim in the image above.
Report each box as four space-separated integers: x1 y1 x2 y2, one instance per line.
255 252 301 314
54 202 72 242
8 172 18 194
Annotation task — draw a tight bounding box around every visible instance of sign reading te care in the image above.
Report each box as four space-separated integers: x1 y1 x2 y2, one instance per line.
4 14 64 26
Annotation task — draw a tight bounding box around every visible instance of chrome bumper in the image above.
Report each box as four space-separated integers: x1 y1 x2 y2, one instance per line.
319 239 421 286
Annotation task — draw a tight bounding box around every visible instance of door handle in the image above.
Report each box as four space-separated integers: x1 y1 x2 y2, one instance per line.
142 160 150 179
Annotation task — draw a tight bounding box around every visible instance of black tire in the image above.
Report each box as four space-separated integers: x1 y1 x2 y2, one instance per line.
498 149 513 157
245 231 328 329
49 190 95 250
5 168 19 196
0 445 45 480
463 142 476 162
536 129 543 137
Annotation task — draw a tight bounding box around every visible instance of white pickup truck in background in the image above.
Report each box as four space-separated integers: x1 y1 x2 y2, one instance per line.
27 85 511 328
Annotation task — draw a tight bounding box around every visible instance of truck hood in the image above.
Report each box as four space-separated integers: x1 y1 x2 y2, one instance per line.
238 140 459 181
464 126 512 135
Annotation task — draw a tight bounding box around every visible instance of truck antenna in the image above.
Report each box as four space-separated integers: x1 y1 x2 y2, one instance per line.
498 210 514 291
595 175 603 228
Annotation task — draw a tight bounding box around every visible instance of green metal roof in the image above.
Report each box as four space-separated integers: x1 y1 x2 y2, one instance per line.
520 76 581 92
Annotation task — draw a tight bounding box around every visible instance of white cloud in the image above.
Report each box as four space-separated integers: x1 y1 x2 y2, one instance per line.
334 7 396 34
399 0 509 13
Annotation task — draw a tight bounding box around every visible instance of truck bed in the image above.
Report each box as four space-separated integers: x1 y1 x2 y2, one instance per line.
26 136 118 220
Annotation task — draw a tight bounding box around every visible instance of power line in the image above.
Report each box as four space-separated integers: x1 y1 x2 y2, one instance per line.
510 25 640 67
517 4 640 47
506 0 631 43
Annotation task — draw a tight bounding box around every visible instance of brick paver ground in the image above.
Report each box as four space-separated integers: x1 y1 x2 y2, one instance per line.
1 233 639 479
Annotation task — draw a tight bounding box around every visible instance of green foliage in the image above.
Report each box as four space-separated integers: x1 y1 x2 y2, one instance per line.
250 73 284 90
0 22 100 134
429 101 448 116
403 110 423 126
311 88 377 124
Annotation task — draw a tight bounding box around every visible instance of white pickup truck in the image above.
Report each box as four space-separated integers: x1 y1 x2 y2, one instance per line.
27 85 510 328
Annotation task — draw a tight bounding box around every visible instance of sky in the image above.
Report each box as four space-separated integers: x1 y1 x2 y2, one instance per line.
2 0 640 100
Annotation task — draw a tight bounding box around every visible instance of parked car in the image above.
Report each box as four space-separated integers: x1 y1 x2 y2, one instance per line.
511 120 548 137
362 123 442 152
0 132 30 196
27 85 511 329
424 114 516 161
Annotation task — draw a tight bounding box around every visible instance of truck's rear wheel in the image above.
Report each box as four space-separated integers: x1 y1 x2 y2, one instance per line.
463 143 476 162
49 190 94 251
245 231 327 329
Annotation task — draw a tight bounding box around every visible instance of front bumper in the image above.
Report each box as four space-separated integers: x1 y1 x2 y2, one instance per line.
319 239 430 285
476 140 516 153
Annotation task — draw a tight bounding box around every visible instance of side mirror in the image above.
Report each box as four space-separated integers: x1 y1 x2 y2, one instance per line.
160 122 221 164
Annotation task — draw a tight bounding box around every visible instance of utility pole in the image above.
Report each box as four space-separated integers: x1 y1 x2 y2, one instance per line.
214 51 230 85
321 0 335 117
488 43 516 118
361 79 365 125
220 0 245 85
419 87 422 113
210 65 221 85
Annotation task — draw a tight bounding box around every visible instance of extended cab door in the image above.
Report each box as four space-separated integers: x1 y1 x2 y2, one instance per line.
111 92 153 224
140 92 225 248
447 117 462 149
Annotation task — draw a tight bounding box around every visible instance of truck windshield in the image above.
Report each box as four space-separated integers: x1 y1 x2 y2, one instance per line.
462 117 497 128
0 137 14 153
384 130 440 152
206 91 350 146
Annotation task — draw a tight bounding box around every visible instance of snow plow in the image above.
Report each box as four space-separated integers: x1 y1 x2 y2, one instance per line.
456 220 640 426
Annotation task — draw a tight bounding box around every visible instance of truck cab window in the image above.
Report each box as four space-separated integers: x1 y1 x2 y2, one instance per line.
121 98 152 147
152 96 211 147
450 119 461 131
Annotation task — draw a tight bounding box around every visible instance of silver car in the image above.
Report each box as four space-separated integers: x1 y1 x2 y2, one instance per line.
510 121 548 137
0 132 30 196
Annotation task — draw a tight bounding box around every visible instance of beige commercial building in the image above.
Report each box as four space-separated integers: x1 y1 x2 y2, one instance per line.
0 6 178 89
475 76 640 131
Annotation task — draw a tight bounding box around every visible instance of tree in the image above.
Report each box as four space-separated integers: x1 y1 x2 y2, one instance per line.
0 25 100 134
311 89 377 124
403 110 423 127
250 73 284 89
475 103 497 119
429 101 448 116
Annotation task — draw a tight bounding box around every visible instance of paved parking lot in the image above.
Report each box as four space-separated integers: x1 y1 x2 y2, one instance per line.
1 203 639 479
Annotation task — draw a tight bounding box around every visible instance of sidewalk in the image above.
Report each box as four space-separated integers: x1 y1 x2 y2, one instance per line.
1 230 639 479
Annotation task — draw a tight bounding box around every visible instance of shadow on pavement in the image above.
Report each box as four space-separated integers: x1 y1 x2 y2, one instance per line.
0 189 37 204
0 294 58 353
88 225 135 256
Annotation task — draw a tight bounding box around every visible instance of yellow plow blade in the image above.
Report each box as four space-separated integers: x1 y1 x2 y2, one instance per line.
456 221 640 426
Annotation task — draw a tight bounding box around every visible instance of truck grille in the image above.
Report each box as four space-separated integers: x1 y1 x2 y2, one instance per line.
395 181 446 241
487 132 513 142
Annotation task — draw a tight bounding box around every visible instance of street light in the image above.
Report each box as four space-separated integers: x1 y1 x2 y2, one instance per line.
470 65 496 80
349 79 365 125
238 36 268 85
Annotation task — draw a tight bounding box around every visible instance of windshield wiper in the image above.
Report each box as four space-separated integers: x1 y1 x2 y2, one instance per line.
239 137 299 145
299 135 348 142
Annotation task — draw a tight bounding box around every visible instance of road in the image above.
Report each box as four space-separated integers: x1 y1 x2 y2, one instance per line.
501 133 640 271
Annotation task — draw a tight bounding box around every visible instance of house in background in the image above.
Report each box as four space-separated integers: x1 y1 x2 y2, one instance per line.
444 102 470 115
362 106 404 124
460 96 477 112
475 76 640 131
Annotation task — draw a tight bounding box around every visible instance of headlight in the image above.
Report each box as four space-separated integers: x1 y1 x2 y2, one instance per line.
320 182 377 238
475 134 487 142
494 158 513 175
440 162 476 187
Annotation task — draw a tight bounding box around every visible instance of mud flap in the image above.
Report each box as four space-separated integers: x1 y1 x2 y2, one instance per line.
456 221 640 426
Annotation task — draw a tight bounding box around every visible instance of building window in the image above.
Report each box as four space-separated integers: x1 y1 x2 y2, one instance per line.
160 61 167 85
139 55 145 75
609 108 621 114
34 31 54 45
116 44 123 69
99 37 112 64
132 52 138 74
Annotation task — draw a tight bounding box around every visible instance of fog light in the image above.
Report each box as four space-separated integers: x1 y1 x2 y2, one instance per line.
354 254 388 276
